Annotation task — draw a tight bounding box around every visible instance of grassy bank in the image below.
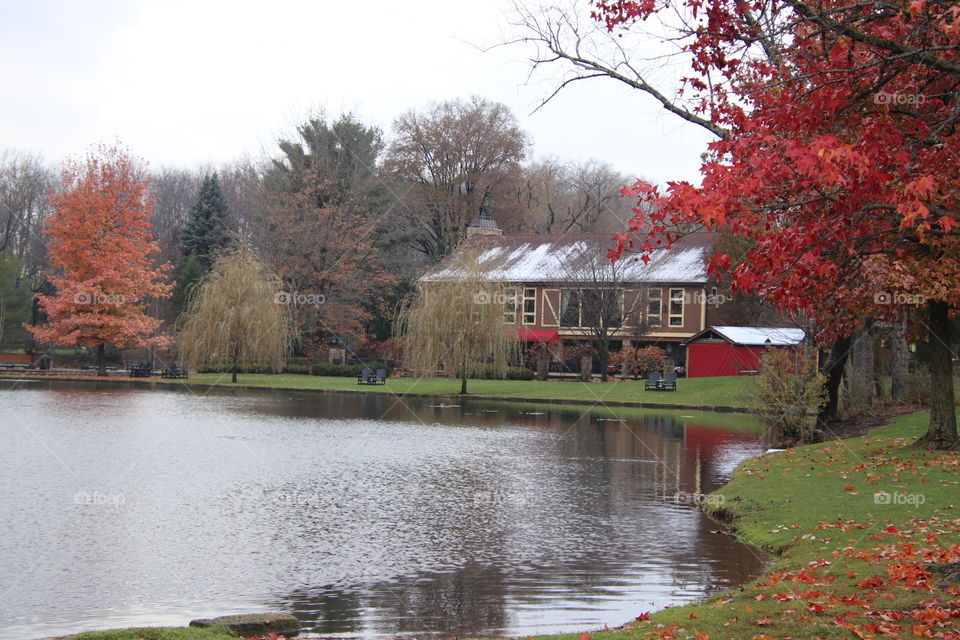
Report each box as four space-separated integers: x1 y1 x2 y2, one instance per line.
158 373 755 409
1 371 756 409
538 410 960 640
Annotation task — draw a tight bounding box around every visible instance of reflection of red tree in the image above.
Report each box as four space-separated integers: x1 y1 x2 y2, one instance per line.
684 424 758 466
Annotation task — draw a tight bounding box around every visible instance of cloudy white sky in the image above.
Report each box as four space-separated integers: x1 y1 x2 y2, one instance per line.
0 0 711 185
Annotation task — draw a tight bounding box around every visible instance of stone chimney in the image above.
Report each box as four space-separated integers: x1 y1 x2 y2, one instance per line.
466 208 502 238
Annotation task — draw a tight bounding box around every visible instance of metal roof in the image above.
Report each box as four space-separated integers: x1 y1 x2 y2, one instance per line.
705 326 806 346
422 233 714 284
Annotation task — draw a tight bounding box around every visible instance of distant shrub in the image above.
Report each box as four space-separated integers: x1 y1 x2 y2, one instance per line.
310 362 393 377
195 360 312 375
473 364 535 380
750 346 827 446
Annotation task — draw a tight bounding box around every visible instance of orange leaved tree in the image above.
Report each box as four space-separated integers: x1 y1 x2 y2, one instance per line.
27 145 172 375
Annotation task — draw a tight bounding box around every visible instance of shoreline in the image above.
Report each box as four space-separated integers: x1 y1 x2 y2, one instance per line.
0 372 752 414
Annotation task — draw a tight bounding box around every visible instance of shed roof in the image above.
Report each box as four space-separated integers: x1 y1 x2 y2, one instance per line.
422 233 714 284
687 326 806 346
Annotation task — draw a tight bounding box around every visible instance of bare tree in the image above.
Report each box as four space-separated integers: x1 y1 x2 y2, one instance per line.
504 0 783 138
557 237 648 381
384 96 528 260
150 167 201 267
0 151 53 268
508 158 635 234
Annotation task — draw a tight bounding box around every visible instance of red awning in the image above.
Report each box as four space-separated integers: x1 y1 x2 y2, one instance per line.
516 328 559 343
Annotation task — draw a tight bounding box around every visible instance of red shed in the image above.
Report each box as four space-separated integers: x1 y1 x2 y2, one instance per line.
684 326 805 378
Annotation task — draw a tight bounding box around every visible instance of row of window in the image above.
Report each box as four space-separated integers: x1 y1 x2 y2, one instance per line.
502 287 687 328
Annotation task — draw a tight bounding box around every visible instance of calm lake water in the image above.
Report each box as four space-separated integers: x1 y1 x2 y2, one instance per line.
0 380 769 639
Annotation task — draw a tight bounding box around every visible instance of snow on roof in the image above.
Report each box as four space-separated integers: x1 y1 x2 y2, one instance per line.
709 326 806 346
422 233 714 284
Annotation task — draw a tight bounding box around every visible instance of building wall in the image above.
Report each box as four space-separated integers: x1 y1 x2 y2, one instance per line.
686 343 765 378
504 283 708 342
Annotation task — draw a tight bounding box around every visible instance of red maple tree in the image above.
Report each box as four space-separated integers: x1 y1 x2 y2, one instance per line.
600 0 959 447
28 145 172 374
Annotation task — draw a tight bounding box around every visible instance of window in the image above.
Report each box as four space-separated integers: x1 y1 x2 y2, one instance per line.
647 288 662 326
669 288 684 327
523 288 536 324
503 287 519 324
560 289 581 327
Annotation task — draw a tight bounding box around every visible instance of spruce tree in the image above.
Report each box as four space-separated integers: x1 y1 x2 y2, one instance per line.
169 254 206 319
180 173 231 268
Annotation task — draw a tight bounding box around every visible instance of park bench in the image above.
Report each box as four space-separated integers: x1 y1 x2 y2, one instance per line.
160 363 188 379
128 361 153 377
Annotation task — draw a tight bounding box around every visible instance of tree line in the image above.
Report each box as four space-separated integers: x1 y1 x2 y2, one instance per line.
0 96 637 359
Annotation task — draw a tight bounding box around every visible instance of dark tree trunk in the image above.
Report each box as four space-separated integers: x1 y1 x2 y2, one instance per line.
850 328 874 410
871 325 884 400
598 337 610 382
231 360 238 383
96 343 106 376
890 320 909 403
818 335 851 426
460 374 468 394
915 300 958 449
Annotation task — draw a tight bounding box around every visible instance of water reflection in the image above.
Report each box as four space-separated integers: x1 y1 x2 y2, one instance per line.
0 380 769 638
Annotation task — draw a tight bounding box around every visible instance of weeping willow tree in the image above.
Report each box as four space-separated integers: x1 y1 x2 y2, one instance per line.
176 248 292 383
396 261 520 394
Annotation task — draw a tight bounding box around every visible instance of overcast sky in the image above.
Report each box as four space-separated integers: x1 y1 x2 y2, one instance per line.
0 0 711 185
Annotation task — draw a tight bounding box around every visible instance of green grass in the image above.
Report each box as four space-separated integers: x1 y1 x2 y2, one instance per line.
59 626 233 640
159 373 755 409
528 410 960 640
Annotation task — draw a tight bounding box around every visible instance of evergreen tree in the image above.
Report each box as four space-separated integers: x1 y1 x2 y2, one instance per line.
0 254 31 348
169 254 206 320
180 173 231 268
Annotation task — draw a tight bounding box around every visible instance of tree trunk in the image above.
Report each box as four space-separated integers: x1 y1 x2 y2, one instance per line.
536 348 549 381
231 359 238 383
871 325 884 401
460 374 468 394
890 320 909 403
96 343 106 376
598 338 610 382
915 300 958 449
580 355 592 382
849 328 874 412
818 335 851 426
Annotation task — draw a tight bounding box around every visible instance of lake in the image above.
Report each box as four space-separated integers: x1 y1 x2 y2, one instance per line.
0 379 770 638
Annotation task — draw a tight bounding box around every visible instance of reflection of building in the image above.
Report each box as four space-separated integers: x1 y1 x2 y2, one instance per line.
684 325 805 377
422 217 720 359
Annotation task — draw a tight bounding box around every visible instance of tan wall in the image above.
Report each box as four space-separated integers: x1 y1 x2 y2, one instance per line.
505 284 708 341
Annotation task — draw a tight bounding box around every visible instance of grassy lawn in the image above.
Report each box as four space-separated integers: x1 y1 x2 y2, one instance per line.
530 410 960 640
160 373 755 409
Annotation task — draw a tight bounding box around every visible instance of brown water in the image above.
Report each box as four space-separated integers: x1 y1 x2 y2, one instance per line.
0 380 769 639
